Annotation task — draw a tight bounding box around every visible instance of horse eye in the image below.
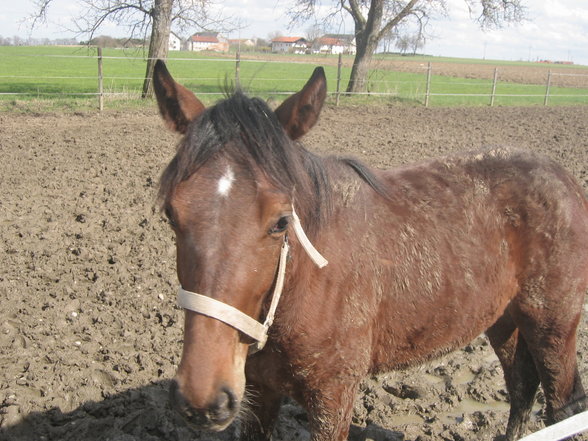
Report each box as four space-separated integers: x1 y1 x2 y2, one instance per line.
269 216 290 235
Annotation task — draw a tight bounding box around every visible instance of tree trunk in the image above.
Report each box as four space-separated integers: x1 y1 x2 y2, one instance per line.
346 36 378 93
346 0 384 94
142 0 173 98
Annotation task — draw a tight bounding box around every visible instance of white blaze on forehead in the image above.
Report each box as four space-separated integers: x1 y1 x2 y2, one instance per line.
217 166 235 197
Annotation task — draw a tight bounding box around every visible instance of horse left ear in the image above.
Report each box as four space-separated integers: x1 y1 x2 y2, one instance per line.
153 59 205 134
275 67 327 140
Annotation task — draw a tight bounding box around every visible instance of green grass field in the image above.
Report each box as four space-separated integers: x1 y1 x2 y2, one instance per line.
1 46 587 111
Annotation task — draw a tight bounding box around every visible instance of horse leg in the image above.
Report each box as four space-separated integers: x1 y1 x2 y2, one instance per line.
511 292 587 427
520 323 586 424
239 384 282 441
306 380 360 441
487 311 540 441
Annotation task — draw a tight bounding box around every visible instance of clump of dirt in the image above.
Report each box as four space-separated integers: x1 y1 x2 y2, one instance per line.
1 104 587 441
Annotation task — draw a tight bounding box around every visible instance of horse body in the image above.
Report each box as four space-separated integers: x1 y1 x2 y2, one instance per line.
152 60 588 441
245 148 588 439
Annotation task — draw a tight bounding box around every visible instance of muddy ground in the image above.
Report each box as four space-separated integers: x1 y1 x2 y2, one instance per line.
1 103 587 441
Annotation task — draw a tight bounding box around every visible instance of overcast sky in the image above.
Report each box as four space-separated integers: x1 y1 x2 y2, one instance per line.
2 0 587 65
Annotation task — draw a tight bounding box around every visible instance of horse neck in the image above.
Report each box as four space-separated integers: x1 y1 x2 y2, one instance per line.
285 157 374 286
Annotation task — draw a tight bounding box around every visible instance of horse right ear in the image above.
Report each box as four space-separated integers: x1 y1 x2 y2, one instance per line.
153 60 205 134
275 67 327 140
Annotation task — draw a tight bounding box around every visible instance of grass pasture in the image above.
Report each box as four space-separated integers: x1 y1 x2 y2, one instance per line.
1 46 588 111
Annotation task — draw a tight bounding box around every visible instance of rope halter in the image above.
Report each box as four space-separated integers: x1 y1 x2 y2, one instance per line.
176 207 328 353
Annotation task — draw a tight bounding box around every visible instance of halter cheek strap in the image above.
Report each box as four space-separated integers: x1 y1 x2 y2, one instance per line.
176 207 327 352
291 208 328 268
177 240 289 351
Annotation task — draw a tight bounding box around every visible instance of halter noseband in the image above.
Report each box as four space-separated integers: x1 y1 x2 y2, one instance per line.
176 207 328 353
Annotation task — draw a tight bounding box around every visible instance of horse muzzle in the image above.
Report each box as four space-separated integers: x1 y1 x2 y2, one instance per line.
169 379 239 431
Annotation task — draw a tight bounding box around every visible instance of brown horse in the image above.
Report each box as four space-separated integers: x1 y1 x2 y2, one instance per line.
152 59 588 441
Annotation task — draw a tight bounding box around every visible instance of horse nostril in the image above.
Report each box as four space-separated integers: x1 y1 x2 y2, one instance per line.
169 380 189 413
214 390 229 409
210 387 237 421
226 387 238 411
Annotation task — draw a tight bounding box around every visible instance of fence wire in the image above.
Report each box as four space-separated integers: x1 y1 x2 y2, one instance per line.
2 52 588 109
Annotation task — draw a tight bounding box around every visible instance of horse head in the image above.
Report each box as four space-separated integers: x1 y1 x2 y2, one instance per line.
153 60 327 430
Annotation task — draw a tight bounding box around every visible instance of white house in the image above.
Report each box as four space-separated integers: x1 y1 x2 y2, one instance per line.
271 37 308 54
312 34 356 55
188 32 229 52
168 32 182 51
229 38 256 48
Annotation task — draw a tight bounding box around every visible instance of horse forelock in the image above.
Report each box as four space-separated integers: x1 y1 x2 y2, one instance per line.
158 91 331 235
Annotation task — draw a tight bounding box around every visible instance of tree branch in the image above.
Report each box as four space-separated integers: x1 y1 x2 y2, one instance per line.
346 0 367 28
377 0 420 42
464 0 526 29
28 0 54 31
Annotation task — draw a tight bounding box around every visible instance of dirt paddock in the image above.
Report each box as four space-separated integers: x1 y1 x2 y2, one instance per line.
1 103 587 441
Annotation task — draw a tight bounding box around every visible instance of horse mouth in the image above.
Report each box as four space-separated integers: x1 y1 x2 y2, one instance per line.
169 380 239 432
177 409 236 432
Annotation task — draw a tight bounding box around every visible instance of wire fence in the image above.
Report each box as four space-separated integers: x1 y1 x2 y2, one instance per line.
2 49 588 111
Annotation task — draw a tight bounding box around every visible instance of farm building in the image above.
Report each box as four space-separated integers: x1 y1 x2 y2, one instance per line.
168 32 182 51
312 34 356 55
229 38 256 48
271 36 308 54
188 32 229 52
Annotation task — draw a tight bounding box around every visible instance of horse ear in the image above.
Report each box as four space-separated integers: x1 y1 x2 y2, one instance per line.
153 59 205 134
275 67 327 140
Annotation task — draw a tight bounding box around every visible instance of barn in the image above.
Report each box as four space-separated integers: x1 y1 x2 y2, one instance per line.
168 32 182 51
271 36 308 54
312 34 356 55
187 32 229 52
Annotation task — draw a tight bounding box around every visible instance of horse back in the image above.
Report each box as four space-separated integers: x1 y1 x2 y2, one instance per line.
342 147 588 371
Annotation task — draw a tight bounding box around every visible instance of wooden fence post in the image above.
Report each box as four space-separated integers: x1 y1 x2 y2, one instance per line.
336 53 342 106
490 67 498 106
97 47 103 112
544 70 552 105
424 62 432 107
235 49 241 89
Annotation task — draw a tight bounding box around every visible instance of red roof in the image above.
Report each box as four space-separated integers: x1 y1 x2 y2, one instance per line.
317 37 343 46
272 36 305 43
191 35 218 43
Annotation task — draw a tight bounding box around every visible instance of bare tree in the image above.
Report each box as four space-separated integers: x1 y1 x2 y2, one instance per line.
268 30 284 41
30 0 228 97
380 27 398 53
396 32 424 54
289 0 526 93
396 33 410 54
305 23 324 44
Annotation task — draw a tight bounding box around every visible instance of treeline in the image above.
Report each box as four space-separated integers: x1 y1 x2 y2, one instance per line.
79 36 147 48
0 36 78 46
0 35 145 48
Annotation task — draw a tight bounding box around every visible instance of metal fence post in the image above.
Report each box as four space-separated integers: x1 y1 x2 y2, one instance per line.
490 67 498 106
336 53 342 106
235 49 241 89
424 62 432 107
97 47 103 112
544 70 552 105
